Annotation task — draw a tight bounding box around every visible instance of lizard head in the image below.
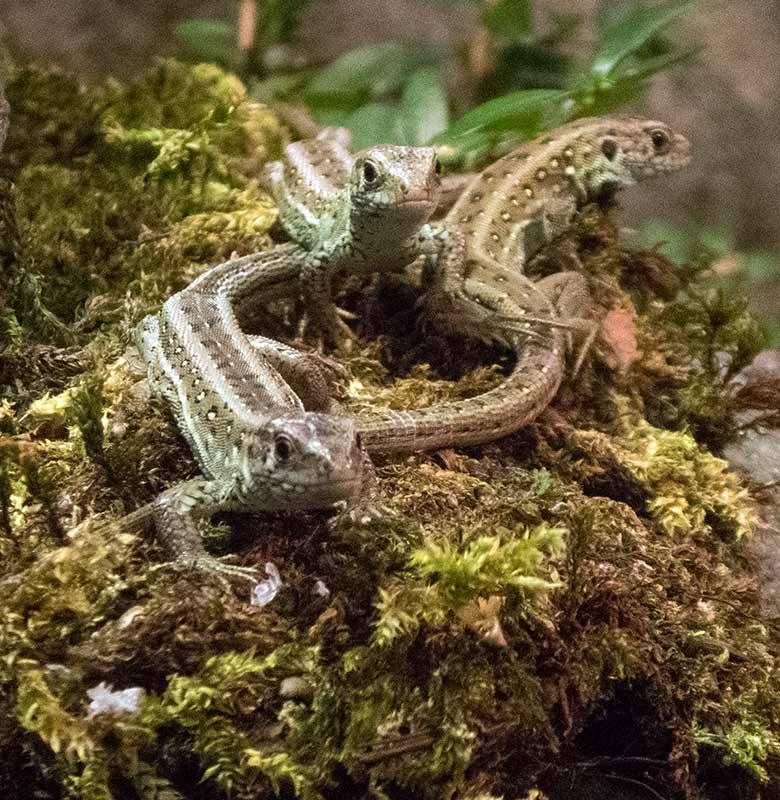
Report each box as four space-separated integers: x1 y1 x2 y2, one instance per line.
244 413 364 509
348 145 441 236
578 116 691 199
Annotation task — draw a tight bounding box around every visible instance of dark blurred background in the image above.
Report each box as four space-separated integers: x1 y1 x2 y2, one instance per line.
2 0 778 339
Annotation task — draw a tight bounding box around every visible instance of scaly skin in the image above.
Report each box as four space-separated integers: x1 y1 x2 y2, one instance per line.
265 129 442 349
170 245 579 453
423 115 692 339
134 264 368 580
441 115 691 277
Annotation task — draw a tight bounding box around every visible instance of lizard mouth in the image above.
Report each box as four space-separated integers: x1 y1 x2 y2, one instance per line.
398 196 434 207
278 474 363 497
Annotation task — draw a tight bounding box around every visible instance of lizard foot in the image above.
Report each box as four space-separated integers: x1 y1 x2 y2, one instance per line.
329 499 392 529
300 349 350 388
301 312 356 354
172 554 261 587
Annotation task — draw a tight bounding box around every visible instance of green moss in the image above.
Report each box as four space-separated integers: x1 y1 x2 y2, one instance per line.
3 60 281 330
373 525 564 646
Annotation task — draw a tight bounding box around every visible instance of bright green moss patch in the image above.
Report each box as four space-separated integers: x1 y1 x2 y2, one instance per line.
2 60 280 336
0 60 776 800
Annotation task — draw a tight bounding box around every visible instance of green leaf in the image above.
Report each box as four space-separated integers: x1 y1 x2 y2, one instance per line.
310 106 353 130
482 0 532 42
345 103 399 149
396 67 449 145
249 73 309 104
573 46 699 117
255 0 312 48
174 19 237 67
611 44 700 82
478 43 571 98
590 0 696 77
433 88 570 146
304 42 432 106
743 252 780 282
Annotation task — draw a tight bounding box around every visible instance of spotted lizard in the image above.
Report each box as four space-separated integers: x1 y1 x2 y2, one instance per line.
264 130 443 350
420 115 691 350
131 262 370 580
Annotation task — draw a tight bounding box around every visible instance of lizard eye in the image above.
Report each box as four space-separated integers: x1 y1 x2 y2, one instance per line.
362 160 379 185
274 434 292 462
650 129 670 151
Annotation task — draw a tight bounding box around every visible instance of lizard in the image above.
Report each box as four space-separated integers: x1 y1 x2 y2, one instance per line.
419 115 692 346
439 114 691 275
131 116 692 505
263 131 444 350
130 258 372 580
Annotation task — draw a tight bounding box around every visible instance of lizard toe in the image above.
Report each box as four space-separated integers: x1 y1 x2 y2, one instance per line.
171 554 260 586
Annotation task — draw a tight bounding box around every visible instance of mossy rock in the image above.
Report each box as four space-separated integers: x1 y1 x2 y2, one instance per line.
0 61 777 800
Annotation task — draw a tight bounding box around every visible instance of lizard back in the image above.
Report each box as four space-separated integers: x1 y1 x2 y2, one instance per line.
265 128 354 249
447 115 691 277
140 286 303 479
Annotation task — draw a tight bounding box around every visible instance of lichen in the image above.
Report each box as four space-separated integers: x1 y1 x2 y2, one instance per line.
0 59 776 800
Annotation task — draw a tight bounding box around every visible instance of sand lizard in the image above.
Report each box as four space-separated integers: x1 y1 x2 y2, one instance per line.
421 115 691 349
132 264 370 580
264 130 442 350
147 245 576 454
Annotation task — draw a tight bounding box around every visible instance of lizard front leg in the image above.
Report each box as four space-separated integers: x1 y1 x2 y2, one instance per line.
331 446 385 527
417 224 471 336
152 478 260 583
299 250 356 352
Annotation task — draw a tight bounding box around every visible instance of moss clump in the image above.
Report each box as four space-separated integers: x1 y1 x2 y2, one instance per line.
0 60 776 800
2 60 280 339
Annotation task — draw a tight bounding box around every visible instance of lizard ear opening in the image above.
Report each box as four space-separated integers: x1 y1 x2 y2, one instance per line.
600 138 618 161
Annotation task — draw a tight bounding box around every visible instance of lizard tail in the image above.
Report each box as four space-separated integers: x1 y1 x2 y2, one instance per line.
355 325 566 453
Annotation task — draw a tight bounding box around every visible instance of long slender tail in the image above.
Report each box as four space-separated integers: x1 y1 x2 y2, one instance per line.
355 324 565 453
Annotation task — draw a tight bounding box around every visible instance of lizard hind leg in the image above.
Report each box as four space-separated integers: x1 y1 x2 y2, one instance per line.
459 277 552 348
245 333 347 412
534 271 597 379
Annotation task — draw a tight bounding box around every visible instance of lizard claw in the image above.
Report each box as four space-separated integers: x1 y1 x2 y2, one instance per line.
335 305 359 321
302 313 356 354
172 554 261 586
329 500 392 529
